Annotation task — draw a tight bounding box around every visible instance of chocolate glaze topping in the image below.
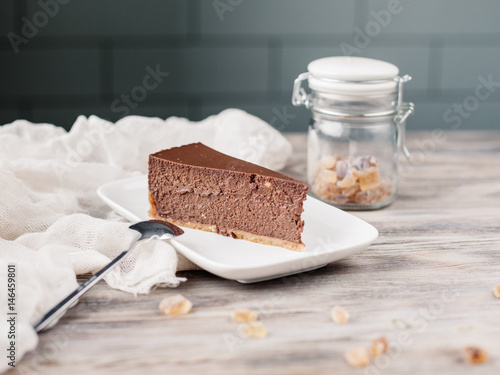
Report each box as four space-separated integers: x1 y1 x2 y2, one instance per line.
148 143 308 245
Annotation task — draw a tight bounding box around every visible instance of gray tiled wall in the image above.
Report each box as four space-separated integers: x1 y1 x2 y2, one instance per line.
1 0 499 131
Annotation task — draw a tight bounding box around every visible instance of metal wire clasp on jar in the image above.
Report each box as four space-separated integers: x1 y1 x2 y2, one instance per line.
292 56 414 210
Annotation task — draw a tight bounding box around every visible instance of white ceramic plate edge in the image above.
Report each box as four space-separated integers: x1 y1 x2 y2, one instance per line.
97 176 379 283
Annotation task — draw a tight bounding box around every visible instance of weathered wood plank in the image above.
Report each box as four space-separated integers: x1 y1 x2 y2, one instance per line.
11 131 500 375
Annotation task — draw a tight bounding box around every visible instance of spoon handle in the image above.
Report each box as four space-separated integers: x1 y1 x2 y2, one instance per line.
34 241 138 333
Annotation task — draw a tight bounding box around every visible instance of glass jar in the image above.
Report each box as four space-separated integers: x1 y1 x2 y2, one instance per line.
292 56 414 210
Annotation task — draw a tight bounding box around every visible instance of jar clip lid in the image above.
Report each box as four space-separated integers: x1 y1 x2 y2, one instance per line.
292 57 414 159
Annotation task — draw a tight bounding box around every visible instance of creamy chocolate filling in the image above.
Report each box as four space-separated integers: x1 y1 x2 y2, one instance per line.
148 143 308 245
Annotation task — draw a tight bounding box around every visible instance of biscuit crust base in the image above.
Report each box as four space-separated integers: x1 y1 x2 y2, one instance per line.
148 191 304 252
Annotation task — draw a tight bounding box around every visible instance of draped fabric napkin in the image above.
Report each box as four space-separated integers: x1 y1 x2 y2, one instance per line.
0 109 292 373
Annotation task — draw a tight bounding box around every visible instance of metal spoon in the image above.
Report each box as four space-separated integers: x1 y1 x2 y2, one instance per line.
34 220 184 333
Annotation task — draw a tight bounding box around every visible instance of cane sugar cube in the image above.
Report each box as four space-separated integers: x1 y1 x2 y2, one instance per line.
358 167 380 191
159 294 192 317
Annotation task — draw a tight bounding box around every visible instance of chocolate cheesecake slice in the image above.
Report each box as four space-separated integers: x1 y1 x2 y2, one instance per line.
148 143 308 251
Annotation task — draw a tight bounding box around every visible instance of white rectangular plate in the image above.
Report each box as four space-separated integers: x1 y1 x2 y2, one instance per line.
97 175 378 283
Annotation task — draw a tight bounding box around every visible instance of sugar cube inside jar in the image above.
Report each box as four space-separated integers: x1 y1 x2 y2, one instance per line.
292 56 414 210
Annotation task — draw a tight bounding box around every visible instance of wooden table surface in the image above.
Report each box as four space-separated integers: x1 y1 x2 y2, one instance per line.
12 131 500 375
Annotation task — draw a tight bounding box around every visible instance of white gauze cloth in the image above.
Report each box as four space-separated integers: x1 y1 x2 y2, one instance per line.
0 108 292 373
